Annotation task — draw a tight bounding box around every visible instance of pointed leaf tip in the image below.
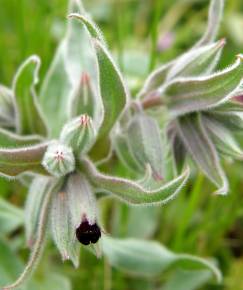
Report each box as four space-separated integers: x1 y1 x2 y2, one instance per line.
81 158 190 205
13 55 48 136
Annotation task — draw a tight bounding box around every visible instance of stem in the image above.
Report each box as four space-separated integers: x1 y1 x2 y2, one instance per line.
104 257 112 290
141 95 164 109
2 180 58 290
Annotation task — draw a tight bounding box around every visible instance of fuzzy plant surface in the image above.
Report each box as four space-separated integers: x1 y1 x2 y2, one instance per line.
0 0 242 289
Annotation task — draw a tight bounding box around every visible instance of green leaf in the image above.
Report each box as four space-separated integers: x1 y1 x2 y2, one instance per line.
138 37 225 98
13 55 48 136
0 238 71 290
113 132 142 173
81 158 189 205
0 128 43 148
138 60 174 98
195 0 224 47
170 131 187 175
0 85 15 129
209 101 243 131
125 206 160 239
69 14 128 142
202 115 243 159
163 55 243 117
163 269 212 290
0 239 23 286
166 39 225 80
126 113 165 179
68 13 105 43
0 142 49 178
25 176 51 246
93 38 128 141
0 198 24 235
40 1 100 137
177 113 228 195
102 236 221 282
211 100 243 114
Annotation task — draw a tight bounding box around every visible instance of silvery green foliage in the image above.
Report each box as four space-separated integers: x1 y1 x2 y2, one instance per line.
0 0 238 288
137 0 243 195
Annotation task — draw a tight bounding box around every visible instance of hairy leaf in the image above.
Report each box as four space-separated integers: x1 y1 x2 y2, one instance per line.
40 1 100 137
138 60 174 98
102 236 221 282
0 128 43 148
25 176 51 246
68 13 104 43
113 132 142 173
0 142 49 178
203 115 243 159
177 114 228 195
81 158 189 205
166 39 225 80
69 14 128 142
0 85 15 128
195 0 224 47
0 198 24 235
162 55 243 117
163 269 213 290
126 113 165 179
13 55 47 136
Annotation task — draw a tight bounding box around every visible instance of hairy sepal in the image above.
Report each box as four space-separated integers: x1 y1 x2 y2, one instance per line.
60 115 97 156
51 187 80 267
66 172 97 228
41 142 75 177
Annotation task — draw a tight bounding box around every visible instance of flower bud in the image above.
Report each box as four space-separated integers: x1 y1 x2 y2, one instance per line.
60 114 97 155
66 172 101 245
68 72 97 119
42 142 75 177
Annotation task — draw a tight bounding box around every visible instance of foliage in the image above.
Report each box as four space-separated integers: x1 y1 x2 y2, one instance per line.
0 0 243 289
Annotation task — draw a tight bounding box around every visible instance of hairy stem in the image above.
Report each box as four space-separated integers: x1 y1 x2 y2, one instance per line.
141 95 164 109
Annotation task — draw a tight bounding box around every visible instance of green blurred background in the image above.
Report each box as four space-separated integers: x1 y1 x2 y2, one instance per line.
0 0 243 289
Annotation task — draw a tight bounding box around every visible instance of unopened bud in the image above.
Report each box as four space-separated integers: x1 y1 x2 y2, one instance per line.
68 72 97 119
42 142 75 177
60 114 97 155
66 172 101 245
